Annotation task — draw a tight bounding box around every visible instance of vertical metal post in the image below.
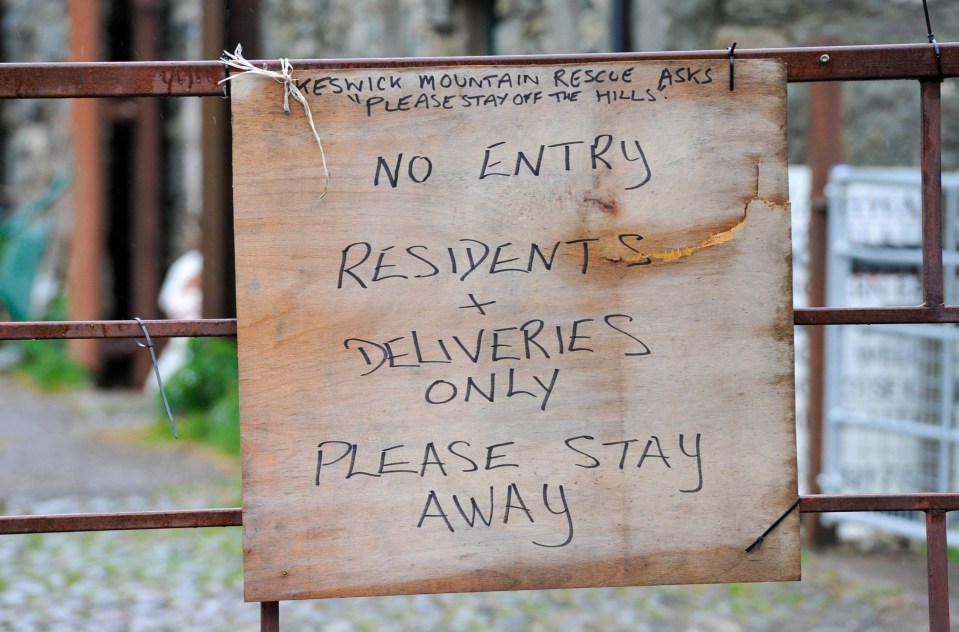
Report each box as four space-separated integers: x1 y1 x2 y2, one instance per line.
67 0 105 372
925 510 951 631
805 74 843 547
260 601 279 632
919 79 947 505
920 80 943 309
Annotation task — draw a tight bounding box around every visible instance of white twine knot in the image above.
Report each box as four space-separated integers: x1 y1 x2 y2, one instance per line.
220 44 330 200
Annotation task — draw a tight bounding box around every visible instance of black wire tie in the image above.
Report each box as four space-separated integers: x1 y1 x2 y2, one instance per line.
922 0 944 82
746 497 800 552
727 42 737 91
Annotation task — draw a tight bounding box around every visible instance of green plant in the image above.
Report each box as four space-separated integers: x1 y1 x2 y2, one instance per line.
160 337 241 457
11 339 91 390
1 295 92 391
919 542 959 563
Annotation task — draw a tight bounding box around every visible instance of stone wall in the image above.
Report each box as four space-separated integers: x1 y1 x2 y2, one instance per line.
260 0 610 59
697 0 959 170
1 0 70 201
260 0 958 168
3 1 953 216
0 0 73 317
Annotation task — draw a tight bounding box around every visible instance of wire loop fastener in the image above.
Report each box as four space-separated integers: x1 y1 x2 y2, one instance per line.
135 317 178 440
745 498 800 552
922 0 944 82
727 42 737 92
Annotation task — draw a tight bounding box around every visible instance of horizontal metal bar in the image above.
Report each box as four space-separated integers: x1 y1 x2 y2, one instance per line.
0 319 236 340
1 494 955 535
0 508 241 534
794 306 959 325
800 494 959 513
1 306 958 341
0 61 226 98
0 43 955 98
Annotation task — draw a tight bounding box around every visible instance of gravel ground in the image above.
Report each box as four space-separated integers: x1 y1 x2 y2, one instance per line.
0 378 954 631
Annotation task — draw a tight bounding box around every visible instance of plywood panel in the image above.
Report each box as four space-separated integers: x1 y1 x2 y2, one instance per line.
231 59 799 602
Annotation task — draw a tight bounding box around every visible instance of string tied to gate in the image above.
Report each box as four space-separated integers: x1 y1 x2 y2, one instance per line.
727 42 737 91
745 497 800 552
921 0 944 82
219 44 331 200
134 318 178 440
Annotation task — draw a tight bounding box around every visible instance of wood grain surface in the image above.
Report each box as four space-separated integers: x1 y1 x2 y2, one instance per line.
231 58 799 602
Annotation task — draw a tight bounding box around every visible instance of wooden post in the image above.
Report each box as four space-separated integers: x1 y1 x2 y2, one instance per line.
67 0 105 371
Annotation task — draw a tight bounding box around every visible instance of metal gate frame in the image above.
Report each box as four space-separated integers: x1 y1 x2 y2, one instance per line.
0 42 956 631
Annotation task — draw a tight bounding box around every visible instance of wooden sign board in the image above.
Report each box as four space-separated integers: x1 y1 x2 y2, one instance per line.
231 58 798 602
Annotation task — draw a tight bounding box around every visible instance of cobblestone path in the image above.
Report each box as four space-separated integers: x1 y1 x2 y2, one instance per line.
0 378 953 631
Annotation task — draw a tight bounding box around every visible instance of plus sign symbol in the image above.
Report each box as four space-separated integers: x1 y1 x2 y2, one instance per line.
458 293 496 316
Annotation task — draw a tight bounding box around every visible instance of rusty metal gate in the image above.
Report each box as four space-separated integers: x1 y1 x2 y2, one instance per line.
0 42 956 631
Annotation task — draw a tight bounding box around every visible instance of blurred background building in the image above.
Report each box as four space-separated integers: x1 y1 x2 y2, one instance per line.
0 0 956 543
1 0 955 375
